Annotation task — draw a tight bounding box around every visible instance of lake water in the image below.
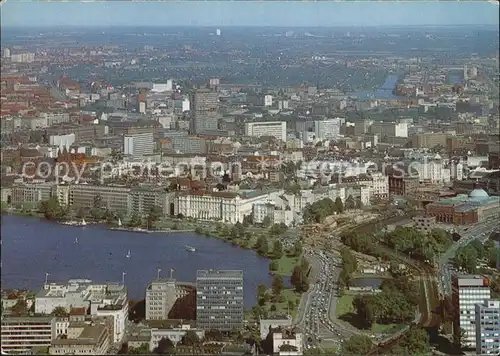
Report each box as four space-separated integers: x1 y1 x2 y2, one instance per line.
352 74 403 100
0 214 272 308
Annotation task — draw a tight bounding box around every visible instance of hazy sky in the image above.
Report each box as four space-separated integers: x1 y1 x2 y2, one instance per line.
2 1 499 28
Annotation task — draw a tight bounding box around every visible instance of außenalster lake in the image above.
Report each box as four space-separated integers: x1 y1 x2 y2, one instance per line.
1 214 273 308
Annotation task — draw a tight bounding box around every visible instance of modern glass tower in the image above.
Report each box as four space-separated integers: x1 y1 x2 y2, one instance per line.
196 270 244 331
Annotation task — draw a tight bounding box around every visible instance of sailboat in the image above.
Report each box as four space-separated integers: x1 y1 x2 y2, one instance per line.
126 250 131 258
117 218 122 227
75 237 79 244
80 218 87 227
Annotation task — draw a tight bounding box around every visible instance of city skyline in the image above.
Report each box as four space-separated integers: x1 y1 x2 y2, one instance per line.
1 1 499 28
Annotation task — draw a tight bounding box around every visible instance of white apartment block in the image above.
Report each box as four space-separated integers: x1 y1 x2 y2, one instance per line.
452 274 491 349
145 279 195 321
245 121 287 141
475 299 500 355
370 172 389 199
35 279 128 344
264 95 273 107
413 160 450 184
272 328 303 355
176 191 268 223
252 202 295 227
314 118 342 141
123 132 154 158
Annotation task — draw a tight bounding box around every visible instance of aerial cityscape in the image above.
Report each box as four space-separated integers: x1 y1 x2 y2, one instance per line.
0 1 499 356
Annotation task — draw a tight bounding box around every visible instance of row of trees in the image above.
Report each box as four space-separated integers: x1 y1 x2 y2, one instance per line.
341 226 453 263
290 257 310 293
303 197 344 224
338 247 358 289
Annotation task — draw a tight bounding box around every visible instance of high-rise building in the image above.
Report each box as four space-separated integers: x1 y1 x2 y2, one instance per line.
452 274 491 349
190 89 219 134
123 132 154 158
196 270 244 331
145 274 196 321
2 47 11 58
475 299 500 355
314 118 342 141
245 121 287 141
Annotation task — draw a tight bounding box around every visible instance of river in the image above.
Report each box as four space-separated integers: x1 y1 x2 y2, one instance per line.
353 74 403 100
0 214 272 308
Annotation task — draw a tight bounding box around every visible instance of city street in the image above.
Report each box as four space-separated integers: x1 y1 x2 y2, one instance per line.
437 219 499 296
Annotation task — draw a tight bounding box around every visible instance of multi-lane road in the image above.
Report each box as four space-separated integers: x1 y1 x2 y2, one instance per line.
438 218 499 296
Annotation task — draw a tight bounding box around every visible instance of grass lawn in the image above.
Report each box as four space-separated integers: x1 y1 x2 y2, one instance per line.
335 294 354 317
276 255 300 277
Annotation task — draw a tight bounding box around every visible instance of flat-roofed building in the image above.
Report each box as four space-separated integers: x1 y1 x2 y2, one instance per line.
49 322 110 355
145 277 196 321
245 121 287 141
475 299 500 355
35 279 128 344
69 184 131 214
1 316 56 354
196 270 244 331
452 274 491 349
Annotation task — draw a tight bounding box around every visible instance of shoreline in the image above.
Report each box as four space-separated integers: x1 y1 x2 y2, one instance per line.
3 210 308 318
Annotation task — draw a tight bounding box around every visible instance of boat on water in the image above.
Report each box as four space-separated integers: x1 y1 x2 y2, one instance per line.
117 218 122 227
185 245 196 252
80 218 87 227
75 237 78 244
126 250 131 258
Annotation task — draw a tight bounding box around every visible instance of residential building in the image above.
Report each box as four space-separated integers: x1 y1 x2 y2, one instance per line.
196 270 244 331
271 327 303 355
388 174 419 197
123 132 154 159
1 316 56 354
49 321 110 355
245 121 287 141
370 121 408 138
147 320 204 350
475 299 500 355
35 279 128 344
412 133 447 149
452 274 491 349
145 278 196 321
260 316 293 339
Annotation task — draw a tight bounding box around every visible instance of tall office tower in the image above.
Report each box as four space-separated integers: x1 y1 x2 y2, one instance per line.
452 274 491 349
464 65 469 81
123 132 154 159
475 299 500 355
196 270 244 331
190 89 219 134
